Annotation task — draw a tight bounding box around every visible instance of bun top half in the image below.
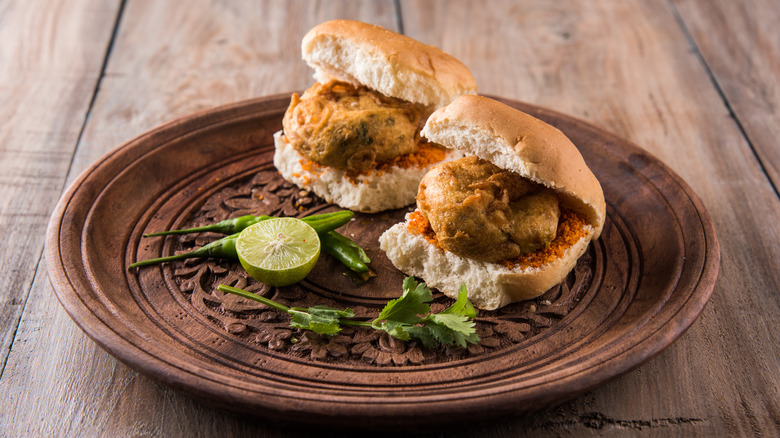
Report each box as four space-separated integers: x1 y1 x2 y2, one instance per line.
421 95 606 237
302 20 477 108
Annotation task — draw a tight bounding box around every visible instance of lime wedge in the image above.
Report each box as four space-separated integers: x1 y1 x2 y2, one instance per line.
236 218 321 287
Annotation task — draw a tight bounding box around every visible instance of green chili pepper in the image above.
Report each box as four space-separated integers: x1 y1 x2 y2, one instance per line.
320 231 376 285
129 233 240 269
301 211 354 234
143 215 271 236
143 210 353 237
320 231 370 273
131 211 357 269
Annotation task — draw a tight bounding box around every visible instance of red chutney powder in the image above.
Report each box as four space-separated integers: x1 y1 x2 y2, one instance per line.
345 143 448 181
407 209 590 269
294 158 325 185
408 210 442 248
377 143 448 171
292 142 448 184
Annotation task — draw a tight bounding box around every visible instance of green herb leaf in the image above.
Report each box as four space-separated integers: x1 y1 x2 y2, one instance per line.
423 313 479 348
375 277 432 324
217 278 480 348
372 280 479 348
440 284 477 318
376 320 413 342
305 305 355 319
422 320 456 346
402 325 436 349
289 305 353 335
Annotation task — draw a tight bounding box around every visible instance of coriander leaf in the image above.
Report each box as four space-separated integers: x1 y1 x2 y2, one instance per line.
289 310 314 329
403 325 436 349
440 284 477 318
289 307 345 335
424 313 479 348
375 320 413 341
458 330 481 347
306 305 355 319
307 320 343 335
375 277 432 324
450 329 480 349
218 280 481 348
424 321 456 346
426 313 476 334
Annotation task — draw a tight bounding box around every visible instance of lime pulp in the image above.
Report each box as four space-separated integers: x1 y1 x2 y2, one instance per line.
236 217 321 287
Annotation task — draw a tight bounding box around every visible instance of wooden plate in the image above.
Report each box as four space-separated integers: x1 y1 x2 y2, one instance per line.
46 94 719 429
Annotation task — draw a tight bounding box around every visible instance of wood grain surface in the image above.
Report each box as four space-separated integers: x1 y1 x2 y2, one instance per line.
674 0 780 191
44 94 718 429
0 0 121 370
1 0 778 436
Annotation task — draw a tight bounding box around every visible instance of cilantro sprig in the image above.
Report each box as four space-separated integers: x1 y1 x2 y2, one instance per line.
217 277 479 348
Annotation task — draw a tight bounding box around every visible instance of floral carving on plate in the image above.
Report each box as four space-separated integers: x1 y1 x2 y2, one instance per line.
167 170 596 366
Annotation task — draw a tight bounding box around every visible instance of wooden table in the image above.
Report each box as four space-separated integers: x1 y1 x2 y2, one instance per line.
1 0 777 436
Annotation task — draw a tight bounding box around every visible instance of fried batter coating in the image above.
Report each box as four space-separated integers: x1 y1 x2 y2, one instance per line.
417 156 560 262
282 80 426 172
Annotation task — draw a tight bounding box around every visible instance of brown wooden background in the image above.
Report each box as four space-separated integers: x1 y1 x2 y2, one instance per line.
1 0 778 436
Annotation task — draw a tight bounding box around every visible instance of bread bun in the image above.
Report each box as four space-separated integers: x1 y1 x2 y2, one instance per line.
274 131 461 213
380 217 594 310
302 20 477 108
421 95 605 233
275 20 477 212
379 96 606 310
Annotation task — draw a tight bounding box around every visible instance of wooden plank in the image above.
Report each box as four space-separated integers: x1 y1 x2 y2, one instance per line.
673 0 780 192
64 0 399 181
4 0 778 435
0 0 400 435
400 0 779 436
0 0 121 369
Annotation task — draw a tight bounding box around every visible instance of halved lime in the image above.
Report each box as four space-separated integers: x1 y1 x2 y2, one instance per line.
236 217 321 287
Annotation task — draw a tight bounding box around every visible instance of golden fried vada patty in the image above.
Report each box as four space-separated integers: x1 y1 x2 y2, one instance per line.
417 156 560 263
281 80 427 172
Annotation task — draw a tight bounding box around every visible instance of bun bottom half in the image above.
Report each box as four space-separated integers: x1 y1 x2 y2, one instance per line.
378 216 594 310
274 131 459 213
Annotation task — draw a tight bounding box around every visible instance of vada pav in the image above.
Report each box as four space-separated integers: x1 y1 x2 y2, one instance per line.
379 95 606 310
274 20 477 213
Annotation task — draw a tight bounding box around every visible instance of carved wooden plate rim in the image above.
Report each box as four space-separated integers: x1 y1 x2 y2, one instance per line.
46 93 720 428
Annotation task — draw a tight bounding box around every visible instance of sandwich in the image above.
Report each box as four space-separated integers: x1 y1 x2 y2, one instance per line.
274 20 477 213
379 95 606 310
